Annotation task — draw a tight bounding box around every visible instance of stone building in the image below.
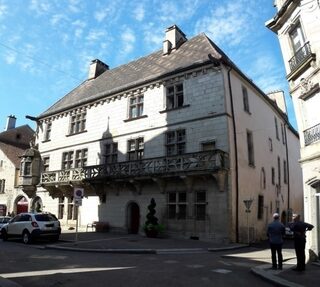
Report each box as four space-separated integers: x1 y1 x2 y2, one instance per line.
266 0 320 258
0 116 40 215
20 25 303 243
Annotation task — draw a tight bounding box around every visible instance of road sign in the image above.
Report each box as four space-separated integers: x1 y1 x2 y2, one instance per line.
243 199 253 210
74 188 84 199
74 198 82 206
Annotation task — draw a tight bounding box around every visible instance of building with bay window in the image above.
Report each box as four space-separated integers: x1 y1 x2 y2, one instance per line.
20 25 303 243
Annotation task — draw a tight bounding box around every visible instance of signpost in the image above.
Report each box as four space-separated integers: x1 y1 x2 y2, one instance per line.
243 199 253 245
73 188 84 242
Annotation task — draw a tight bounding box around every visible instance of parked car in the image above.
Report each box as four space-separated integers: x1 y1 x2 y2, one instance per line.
0 216 11 230
1 212 61 244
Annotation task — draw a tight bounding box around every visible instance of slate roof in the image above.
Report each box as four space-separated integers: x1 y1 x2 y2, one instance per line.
39 33 224 118
0 142 26 168
0 125 34 167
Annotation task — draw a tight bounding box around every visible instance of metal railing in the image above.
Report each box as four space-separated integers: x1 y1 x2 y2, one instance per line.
41 150 229 185
304 123 320 146
289 42 312 72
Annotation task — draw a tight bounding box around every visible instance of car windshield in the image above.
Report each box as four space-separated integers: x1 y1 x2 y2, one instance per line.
35 214 57 222
0 217 10 223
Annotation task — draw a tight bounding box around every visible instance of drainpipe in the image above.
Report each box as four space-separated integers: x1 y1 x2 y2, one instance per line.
227 67 240 243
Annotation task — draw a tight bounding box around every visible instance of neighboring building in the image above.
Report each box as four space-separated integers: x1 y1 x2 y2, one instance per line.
266 0 320 258
20 25 303 243
0 116 40 215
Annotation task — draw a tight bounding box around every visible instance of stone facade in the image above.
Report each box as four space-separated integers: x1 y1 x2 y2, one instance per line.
20 26 303 243
266 0 320 258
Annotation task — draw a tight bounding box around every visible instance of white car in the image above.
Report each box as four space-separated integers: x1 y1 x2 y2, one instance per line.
1 212 61 244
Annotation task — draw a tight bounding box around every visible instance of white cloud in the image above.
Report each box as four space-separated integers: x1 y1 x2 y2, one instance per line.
50 14 69 26
194 1 257 46
121 27 136 54
158 0 201 23
86 29 107 42
72 20 86 38
5 51 16 64
94 1 122 23
68 0 82 13
94 10 108 22
29 0 51 15
0 3 7 17
133 4 145 21
142 23 164 51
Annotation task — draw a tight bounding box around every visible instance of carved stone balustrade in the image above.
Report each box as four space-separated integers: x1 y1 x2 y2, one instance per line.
41 150 229 186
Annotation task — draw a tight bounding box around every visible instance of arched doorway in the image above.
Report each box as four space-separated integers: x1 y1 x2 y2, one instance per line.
31 196 43 213
127 202 140 234
16 196 29 214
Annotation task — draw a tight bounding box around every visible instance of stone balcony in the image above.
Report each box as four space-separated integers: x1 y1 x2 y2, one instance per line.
41 150 229 188
304 123 320 146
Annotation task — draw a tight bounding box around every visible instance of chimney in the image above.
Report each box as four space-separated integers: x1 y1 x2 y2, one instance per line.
5 115 16 131
267 90 287 114
163 25 187 55
88 59 109 80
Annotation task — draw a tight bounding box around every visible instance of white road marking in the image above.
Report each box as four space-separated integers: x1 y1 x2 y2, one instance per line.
0 267 135 279
211 268 232 274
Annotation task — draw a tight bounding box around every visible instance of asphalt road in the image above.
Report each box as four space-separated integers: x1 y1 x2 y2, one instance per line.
0 240 273 287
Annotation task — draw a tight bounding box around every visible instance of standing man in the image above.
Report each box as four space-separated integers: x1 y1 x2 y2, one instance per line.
267 213 285 270
290 213 314 271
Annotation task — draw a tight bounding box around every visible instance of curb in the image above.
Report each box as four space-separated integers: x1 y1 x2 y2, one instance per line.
251 266 304 287
45 245 157 254
45 243 248 254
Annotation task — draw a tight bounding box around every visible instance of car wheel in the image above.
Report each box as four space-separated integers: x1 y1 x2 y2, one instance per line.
22 231 32 244
2 230 8 241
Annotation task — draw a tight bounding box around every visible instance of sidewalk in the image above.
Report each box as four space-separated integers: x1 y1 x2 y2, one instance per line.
49 230 247 254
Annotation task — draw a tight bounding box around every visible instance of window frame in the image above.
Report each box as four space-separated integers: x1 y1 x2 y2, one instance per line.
242 85 250 113
166 83 184 110
44 122 52 141
246 130 255 166
257 195 264 220
167 191 187 220
127 137 144 161
289 21 305 54
42 156 50 172
165 129 186 156
61 151 74 170
69 111 86 135
194 190 207 221
128 94 144 119
104 142 118 164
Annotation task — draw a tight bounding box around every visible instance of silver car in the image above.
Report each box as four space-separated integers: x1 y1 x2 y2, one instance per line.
1 212 61 244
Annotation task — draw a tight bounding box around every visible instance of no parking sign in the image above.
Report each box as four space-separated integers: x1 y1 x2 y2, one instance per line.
74 188 84 206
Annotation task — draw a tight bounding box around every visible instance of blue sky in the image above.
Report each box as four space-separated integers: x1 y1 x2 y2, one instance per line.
0 0 296 131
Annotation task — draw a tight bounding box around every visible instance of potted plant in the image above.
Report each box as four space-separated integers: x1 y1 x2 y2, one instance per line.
143 198 164 238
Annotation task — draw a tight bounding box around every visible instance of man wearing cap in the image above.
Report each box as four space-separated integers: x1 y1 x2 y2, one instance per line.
289 213 314 271
267 213 285 270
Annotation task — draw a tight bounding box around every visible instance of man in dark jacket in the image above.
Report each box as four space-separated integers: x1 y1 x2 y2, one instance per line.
267 213 285 270
289 213 314 271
